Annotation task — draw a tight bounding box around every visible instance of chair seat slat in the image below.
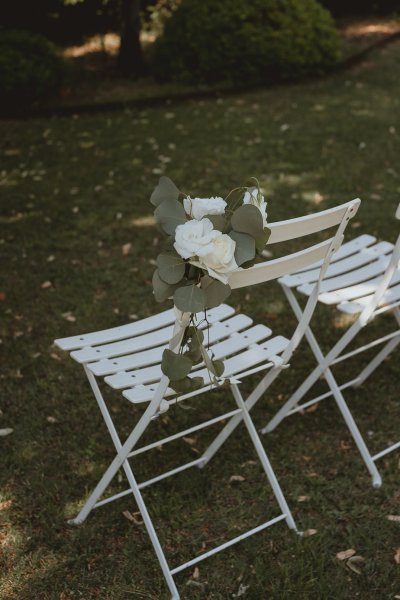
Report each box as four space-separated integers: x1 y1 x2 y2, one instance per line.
122 336 289 403
292 234 376 273
105 324 272 390
280 241 393 288
56 304 234 352
316 266 400 305
298 255 392 297
87 314 254 375
338 282 400 314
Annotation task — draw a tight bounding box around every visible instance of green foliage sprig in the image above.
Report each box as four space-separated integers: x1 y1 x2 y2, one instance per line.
151 176 270 393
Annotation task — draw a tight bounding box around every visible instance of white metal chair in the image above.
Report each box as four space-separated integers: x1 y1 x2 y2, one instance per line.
55 198 359 599
261 203 400 488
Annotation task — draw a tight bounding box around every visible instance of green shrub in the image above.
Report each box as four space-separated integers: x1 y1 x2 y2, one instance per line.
0 29 66 107
152 0 342 85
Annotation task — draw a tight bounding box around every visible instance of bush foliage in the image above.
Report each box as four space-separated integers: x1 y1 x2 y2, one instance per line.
152 0 342 85
0 30 66 107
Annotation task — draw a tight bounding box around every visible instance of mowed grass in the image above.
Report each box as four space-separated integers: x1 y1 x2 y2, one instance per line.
1 41 400 600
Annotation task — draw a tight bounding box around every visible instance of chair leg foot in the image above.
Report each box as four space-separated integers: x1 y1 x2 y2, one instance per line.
67 516 85 526
372 473 382 489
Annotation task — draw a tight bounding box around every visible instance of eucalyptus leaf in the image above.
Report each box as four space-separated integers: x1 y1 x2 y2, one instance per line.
231 204 264 237
170 375 204 394
207 214 228 233
185 328 204 362
154 198 187 235
174 284 206 313
228 231 256 266
157 252 186 284
152 269 178 302
255 227 271 253
161 349 193 381
200 275 231 308
211 359 225 377
150 176 180 207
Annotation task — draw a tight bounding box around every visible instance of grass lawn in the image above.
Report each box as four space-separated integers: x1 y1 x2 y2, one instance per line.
1 39 400 600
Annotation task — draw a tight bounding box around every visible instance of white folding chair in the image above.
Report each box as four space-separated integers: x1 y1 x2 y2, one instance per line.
262 203 400 488
55 198 359 599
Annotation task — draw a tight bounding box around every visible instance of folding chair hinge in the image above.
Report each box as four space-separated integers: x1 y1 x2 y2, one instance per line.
270 355 289 369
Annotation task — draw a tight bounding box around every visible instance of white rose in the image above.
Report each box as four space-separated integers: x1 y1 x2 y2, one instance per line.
174 218 220 259
194 233 238 284
243 189 268 228
183 196 227 221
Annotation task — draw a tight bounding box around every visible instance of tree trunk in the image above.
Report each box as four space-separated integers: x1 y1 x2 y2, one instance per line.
118 0 146 77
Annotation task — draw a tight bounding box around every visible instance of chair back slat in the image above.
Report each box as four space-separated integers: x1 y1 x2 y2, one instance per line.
267 199 360 244
229 239 334 290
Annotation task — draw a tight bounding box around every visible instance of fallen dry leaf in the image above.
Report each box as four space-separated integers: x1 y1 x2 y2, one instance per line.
41 281 52 289
0 500 12 510
229 475 245 483
336 548 356 561
297 495 310 503
122 510 143 524
394 548 400 564
0 428 13 437
62 312 76 322
0 292 5 301
50 352 61 361
46 416 58 424
122 243 132 256
303 529 318 537
346 555 365 575
192 567 200 580
387 515 400 522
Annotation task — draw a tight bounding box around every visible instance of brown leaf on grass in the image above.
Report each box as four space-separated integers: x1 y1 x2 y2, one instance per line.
50 352 61 361
394 548 400 564
297 495 310 503
46 416 58 424
62 312 76 322
192 567 200 580
41 280 52 289
0 500 12 510
346 555 365 575
0 428 13 436
122 243 132 256
305 403 319 413
336 548 356 561
183 436 197 446
122 510 143 525
303 529 318 537
387 515 400 522
229 475 245 483
0 292 5 301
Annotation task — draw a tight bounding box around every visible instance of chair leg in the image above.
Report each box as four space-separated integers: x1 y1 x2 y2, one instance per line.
352 334 400 387
322 366 382 488
230 384 298 532
198 367 281 468
261 286 361 434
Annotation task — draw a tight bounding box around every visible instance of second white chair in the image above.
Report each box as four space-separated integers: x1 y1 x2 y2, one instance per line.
262 203 400 488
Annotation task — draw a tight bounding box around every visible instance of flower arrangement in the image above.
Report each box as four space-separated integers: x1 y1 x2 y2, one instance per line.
151 176 270 393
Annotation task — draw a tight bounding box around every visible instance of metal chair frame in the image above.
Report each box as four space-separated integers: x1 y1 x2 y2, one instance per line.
55 199 359 599
261 203 400 488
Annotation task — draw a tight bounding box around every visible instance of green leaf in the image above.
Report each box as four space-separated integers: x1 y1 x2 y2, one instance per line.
184 327 204 362
228 231 256 266
161 349 193 381
211 359 225 377
157 252 186 284
200 275 231 308
255 227 271 253
174 284 206 313
170 375 204 394
152 269 178 302
150 176 180 207
154 198 186 235
207 214 228 233
199 345 224 378
231 204 264 237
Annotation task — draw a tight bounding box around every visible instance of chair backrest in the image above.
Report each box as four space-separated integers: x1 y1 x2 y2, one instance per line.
170 199 361 363
228 199 360 290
